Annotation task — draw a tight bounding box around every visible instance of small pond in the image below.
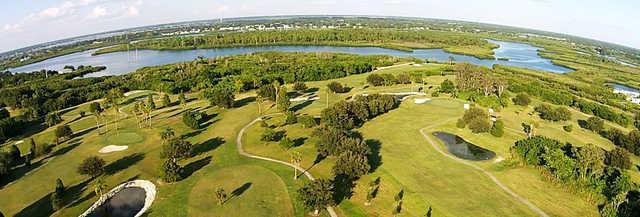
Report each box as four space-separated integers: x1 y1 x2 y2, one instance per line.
86 187 146 217
432 131 496 161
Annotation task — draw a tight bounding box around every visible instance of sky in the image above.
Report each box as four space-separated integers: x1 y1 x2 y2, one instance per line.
1 0 639 52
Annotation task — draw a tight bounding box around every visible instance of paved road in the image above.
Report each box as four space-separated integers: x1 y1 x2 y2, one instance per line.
236 114 339 217
419 122 549 217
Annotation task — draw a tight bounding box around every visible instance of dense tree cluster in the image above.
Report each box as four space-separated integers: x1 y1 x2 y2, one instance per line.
327 82 349 93
534 104 572 122
460 107 491 133
601 129 640 157
455 63 507 96
504 68 632 126
159 137 193 182
366 73 411 87
183 110 205 130
321 94 397 130
513 93 532 106
112 28 493 54
511 136 639 216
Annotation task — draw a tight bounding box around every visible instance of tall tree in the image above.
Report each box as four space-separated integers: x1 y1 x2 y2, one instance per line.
94 176 108 198
105 88 124 134
89 102 103 133
215 187 228 205
160 128 175 145
55 125 73 143
575 144 606 179
162 94 171 108
290 151 302 180
77 156 105 178
277 85 290 112
179 92 187 108
297 179 335 216
45 112 62 127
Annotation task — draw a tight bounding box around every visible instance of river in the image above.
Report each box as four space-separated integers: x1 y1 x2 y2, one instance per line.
9 39 574 76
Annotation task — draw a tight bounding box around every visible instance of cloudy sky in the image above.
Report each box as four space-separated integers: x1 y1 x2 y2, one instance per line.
1 0 639 52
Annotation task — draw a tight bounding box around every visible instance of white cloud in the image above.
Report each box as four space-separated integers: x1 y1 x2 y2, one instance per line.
216 5 229 12
29 1 77 21
87 5 108 19
126 6 140 16
2 24 22 33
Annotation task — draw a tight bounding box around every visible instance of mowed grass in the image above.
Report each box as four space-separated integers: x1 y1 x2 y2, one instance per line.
0 91 325 217
188 165 295 217
241 63 609 216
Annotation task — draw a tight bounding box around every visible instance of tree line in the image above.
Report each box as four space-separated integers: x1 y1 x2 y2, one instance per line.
511 136 639 217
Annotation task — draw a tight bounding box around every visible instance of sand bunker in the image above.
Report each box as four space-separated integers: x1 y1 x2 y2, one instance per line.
99 145 129 153
414 98 431 104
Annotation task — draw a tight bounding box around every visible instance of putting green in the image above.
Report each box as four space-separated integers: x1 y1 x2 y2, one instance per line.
188 165 295 217
100 131 145 146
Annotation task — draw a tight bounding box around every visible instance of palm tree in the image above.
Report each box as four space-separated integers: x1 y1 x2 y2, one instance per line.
448 56 455 65
105 89 124 135
290 151 302 180
89 102 103 133
94 177 108 198
160 128 175 144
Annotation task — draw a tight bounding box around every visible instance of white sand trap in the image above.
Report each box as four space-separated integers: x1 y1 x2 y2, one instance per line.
494 156 505 163
414 98 432 104
99 145 129 153
14 140 24 145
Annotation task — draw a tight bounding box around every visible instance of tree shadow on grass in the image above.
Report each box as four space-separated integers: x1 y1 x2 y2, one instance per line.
14 177 94 217
72 125 98 139
365 139 383 173
291 100 313 112
191 137 225 156
235 96 256 108
48 140 82 159
0 159 45 187
332 174 356 205
182 156 212 178
105 153 145 175
231 182 252 198
293 137 307 148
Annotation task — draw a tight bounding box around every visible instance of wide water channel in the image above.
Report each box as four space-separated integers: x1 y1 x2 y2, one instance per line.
9 39 573 76
432 131 496 161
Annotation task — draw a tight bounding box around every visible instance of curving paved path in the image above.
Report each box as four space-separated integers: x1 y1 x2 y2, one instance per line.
236 114 339 217
419 122 549 217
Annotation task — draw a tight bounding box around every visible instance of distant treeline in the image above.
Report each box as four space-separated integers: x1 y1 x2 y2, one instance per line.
95 28 496 57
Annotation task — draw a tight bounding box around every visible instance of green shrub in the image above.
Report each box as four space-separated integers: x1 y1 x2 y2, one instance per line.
456 119 466 128
298 115 318 128
279 137 295 150
285 111 297 125
513 93 532 106
293 82 308 92
563 124 573 132
261 128 278 142
490 120 504 137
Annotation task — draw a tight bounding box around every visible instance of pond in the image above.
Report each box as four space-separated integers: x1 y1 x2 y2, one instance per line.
432 131 496 161
608 83 640 104
8 39 574 76
85 187 146 217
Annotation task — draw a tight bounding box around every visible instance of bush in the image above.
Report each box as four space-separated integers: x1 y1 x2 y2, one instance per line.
298 115 317 128
285 111 297 125
366 74 385 86
160 159 183 183
293 82 308 92
183 111 203 129
430 92 440 97
77 156 105 178
55 125 73 140
563 124 573 132
582 117 604 132
327 82 349 93
513 93 531 106
440 79 455 93
261 128 281 142
490 120 504 137
456 119 466 128
534 104 571 121
396 73 411 84
606 147 632 170
469 118 492 133
279 137 295 150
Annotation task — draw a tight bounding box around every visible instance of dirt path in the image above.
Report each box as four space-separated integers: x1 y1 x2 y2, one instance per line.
237 114 339 217
419 121 549 217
